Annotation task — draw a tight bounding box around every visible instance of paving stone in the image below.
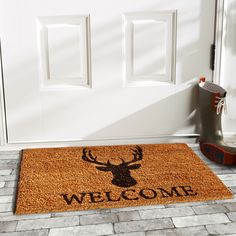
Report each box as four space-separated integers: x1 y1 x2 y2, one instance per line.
0 221 17 233
192 204 228 214
0 161 18 170
0 213 51 221
146 226 209 236
215 195 236 203
80 212 118 225
211 166 234 171
228 212 236 221
224 203 236 211
0 175 17 181
191 146 201 151
196 154 211 163
114 218 174 233
206 222 236 234
229 186 236 194
0 211 13 217
172 213 230 227
10 169 18 175
165 201 210 208
51 209 111 217
0 230 48 236
0 151 20 156
0 160 18 165
212 168 234 174
0 203 13 212
231 168 236 173
0 170 12 175
0 165 18 170
207 165 234 175
215 170 235 175
110 204 164 212
4 181 16 188
117 211 140 221
139 207 194 219
16 216 80 231
219 234 236 236
219 174 236 181
0 155 20 160
49 223 113 236
0 195 13 203
0 181 5 188
108 232 145 236
218 174 236 186
0 188 15 196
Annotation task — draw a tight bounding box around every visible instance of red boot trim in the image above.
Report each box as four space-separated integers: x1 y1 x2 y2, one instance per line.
200 142 236 166
212 93 222 112
199 77 206 83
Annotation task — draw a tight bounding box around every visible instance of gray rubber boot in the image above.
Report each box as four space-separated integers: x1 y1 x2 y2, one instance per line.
199 78 236 165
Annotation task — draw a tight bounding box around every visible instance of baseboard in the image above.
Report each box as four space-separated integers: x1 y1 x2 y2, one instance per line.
0 134 200 151
1 133 235 151
224 132 236 143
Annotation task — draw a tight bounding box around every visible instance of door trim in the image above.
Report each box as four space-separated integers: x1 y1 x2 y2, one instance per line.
213 0 225 85
0 134 200 150
0 41 7 146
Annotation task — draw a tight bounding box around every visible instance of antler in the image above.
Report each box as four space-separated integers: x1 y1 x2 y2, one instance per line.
82 148 112 166
125 145 143 165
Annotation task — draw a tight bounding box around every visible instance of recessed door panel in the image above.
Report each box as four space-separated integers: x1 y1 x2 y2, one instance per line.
123 11 176 85
37 15 91 88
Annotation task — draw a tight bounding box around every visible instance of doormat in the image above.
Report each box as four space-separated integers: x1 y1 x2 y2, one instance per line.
15 143 233 214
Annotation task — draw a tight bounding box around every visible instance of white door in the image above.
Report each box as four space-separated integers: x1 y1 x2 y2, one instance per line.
0 0 215 143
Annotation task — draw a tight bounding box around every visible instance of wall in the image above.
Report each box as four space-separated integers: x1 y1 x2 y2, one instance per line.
221 0 236 137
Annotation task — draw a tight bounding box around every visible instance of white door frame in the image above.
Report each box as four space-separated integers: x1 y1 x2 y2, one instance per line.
0 0 229 149
0 42 7 147
213 0 225 85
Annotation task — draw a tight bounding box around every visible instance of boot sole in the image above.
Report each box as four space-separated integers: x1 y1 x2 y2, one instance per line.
200 142 236 165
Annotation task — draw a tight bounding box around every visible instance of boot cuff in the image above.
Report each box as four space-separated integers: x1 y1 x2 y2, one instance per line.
199 81 226 96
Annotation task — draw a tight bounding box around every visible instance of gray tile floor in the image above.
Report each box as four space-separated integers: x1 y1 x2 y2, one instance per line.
1 148 236 235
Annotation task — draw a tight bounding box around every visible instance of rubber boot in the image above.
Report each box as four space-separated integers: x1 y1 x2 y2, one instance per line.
198 77 236 165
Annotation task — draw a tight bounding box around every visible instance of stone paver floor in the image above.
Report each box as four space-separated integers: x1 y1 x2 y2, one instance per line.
1 147 236 235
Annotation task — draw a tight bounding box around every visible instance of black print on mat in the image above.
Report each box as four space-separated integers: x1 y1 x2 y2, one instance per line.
61 186 198 205
82 146 143 187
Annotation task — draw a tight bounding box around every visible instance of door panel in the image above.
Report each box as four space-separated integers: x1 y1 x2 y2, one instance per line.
123 11 176 85
0 0 215 143
37 15 91 88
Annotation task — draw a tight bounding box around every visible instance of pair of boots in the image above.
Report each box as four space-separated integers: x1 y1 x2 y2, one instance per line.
198 77 236 165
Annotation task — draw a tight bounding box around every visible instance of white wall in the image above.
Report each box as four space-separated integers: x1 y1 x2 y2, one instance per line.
221 0 236 136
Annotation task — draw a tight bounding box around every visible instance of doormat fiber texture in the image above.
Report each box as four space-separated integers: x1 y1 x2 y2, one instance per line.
15 143 233 214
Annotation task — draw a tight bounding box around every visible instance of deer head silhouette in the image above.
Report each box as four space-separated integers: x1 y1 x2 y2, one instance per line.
82 146 143 187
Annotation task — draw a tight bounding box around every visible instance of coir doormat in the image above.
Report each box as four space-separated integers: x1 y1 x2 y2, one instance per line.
15 143 233 214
